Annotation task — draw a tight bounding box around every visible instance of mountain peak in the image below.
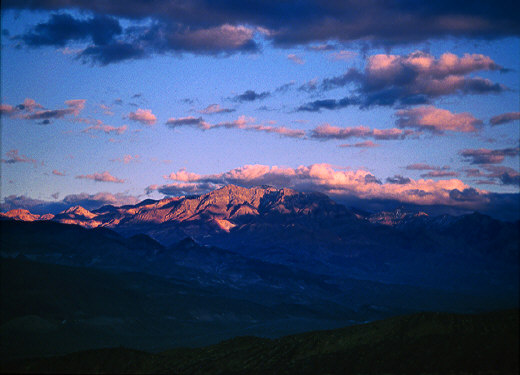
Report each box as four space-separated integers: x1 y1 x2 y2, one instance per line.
62 206 96 218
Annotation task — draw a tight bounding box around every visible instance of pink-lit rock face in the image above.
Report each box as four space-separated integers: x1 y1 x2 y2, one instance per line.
5 185 343 230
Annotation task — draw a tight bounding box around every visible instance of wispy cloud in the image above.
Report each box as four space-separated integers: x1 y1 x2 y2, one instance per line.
199 104 235 114
1 149 37 165
232 90 270 102
166 115 305 138
287 54 304 65
311 124 415 140
490 112 520 126
460 147 520 164
75 171 125 183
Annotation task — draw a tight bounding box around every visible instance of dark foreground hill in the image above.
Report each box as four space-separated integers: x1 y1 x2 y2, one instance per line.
3 309 518 375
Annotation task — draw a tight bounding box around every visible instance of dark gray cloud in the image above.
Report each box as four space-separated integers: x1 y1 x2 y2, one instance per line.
460 147 520 164
490 112 520 125
386 175 412 185
4 1 519 47
232 90 270 102
19 13 122 46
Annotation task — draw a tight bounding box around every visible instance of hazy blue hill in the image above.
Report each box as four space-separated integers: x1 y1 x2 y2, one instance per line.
4 310 517 375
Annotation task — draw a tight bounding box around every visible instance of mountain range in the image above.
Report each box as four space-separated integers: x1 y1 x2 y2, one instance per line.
1 185 518 362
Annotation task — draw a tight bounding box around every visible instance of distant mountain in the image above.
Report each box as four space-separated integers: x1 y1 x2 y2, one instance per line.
4 309 518 375
1 185 518 291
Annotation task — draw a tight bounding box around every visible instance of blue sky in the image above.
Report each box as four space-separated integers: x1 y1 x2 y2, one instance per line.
1 1 519 219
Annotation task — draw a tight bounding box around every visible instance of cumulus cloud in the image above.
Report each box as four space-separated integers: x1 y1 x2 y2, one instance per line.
490 112 520 126
460 147 520 164
299 51 505 111
127 108 156 125
156 163 479 208
232 90 270 102
75 171 125 183
199 104 235 114
310 124 415 140
396 106 482 133
1 149 37 165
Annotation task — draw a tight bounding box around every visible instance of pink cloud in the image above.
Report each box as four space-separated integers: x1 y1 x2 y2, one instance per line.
127 108 156 125
52 170 66 176
168 24 255 51
156 163 477 207
1 149 37 165
329 50 357 61
287 54 304 65
75 171 125 183
82 120 128 135
111 155 140 164
396 106 482 133
1 98 85 121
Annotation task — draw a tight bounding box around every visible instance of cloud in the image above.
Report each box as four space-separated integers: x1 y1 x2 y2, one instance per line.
232 90 270 102
310 124 415 140
298 79 319 92
329 50 357 61
287 54 304 65
75 171 125 183
1 192 140 214
18 13 122 47
156 163 489 209
166 115 305 138
127 108 156 125
386 175 412 184
82 121 128 134
199 104 235 114
406 164 450 171
1 150 37 165
338 141 379 148
396 106 482 133
490 112 520 125
420 171 459 178
460 147 520 164
5 1 519 56
465 165 520 186
166 116 211 130
300 51 505 111
52 169 66 176
110 154 140 164
1 98 85 121
274 81 296 93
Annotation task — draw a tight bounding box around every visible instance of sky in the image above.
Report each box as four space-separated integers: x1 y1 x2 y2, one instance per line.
1 1 519 220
